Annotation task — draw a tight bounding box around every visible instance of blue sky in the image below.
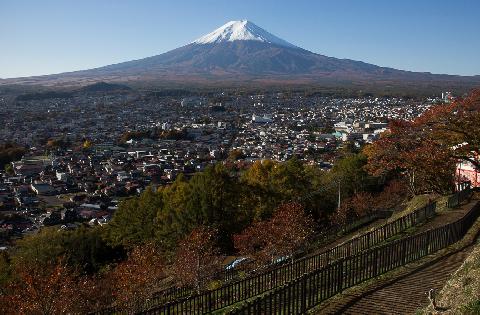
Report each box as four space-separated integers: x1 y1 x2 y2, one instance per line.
1 0 479 78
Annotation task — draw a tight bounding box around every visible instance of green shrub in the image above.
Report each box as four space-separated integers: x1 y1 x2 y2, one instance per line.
461 299 480 315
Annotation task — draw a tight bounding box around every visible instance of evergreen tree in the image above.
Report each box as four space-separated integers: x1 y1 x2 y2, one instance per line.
107 187 162 248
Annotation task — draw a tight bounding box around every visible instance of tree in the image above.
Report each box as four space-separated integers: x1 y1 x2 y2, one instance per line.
329 153 372 196
240 158 313 220
62 226 123 274
234 202 314 267
271 157 312 202
267 202 315 262
111 243 165 313
349 192 375 217
82 139 92 149
329 200 354 227
365 90 480 195
157 165 241 251
403 139 455 194
240 159 280 219
228 148 244 161
4 164 13 176
0 252 11 294
374 179 408 210
171 227 223 293
0 259 101 315
0 142 26 169
119 130 151 143
364 120 455 195
329 192 373 227
13 226 121 274
12 228 65 269
419 89 480 171
46 138 69 149
233 220 271 268
301 165 338 221
107 187 162 248
183 164 240 243
155 174 191 250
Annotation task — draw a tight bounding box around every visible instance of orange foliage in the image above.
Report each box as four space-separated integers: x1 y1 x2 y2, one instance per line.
364 117 456 195
0 259 103 315
111 243 165 313
234 202 314 267
350 192 375 217
365 89 480 195
171 227 223 293
330 180 408 227
330 192 373 226
374 179 408 210
418 89 480 169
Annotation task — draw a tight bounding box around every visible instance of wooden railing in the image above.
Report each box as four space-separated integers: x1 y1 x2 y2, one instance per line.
136 180 473 308
94 208 391 314
140 187 474 315
222 209 392 283
228 190 477 314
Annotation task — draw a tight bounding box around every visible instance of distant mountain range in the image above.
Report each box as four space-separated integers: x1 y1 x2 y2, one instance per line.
2 20 480 90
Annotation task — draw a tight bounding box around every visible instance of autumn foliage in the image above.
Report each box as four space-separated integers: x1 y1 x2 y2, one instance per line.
171 227 223 293
329 193 374 226
374 179 408 210
418 89 480 170
330 180 408 226
0 259 101 315
363 89 480 195
234 202 315 267
111 243 165 313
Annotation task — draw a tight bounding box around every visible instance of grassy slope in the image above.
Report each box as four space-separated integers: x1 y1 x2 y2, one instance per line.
421 242 480 315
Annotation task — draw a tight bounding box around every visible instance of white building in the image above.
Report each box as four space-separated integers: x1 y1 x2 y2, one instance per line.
252 114 273 123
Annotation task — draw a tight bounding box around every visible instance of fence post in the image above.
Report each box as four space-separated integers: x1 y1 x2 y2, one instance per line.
426 230 431 255
337 260 344 292
301 274 307 314
272 268 277 288
208 290 213 313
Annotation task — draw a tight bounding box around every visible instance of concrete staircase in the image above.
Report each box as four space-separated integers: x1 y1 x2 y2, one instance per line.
338 246 472 314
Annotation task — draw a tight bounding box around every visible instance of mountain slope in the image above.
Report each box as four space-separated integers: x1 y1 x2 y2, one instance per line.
192 20 297 49
2 20 479 89
90 41 374 75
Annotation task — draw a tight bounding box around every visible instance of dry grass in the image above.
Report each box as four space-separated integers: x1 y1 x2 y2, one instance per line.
388 193 440 221
421 243 480 315
347 193 443 239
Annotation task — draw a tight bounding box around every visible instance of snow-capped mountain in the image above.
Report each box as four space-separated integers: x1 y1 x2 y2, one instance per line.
192 20 297 49
3 20 479 89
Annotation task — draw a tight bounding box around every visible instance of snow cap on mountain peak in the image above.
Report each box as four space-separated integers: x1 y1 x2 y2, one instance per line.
193 20 296 48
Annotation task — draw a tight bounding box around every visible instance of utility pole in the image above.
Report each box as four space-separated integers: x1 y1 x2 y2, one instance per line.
337 179 341 209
